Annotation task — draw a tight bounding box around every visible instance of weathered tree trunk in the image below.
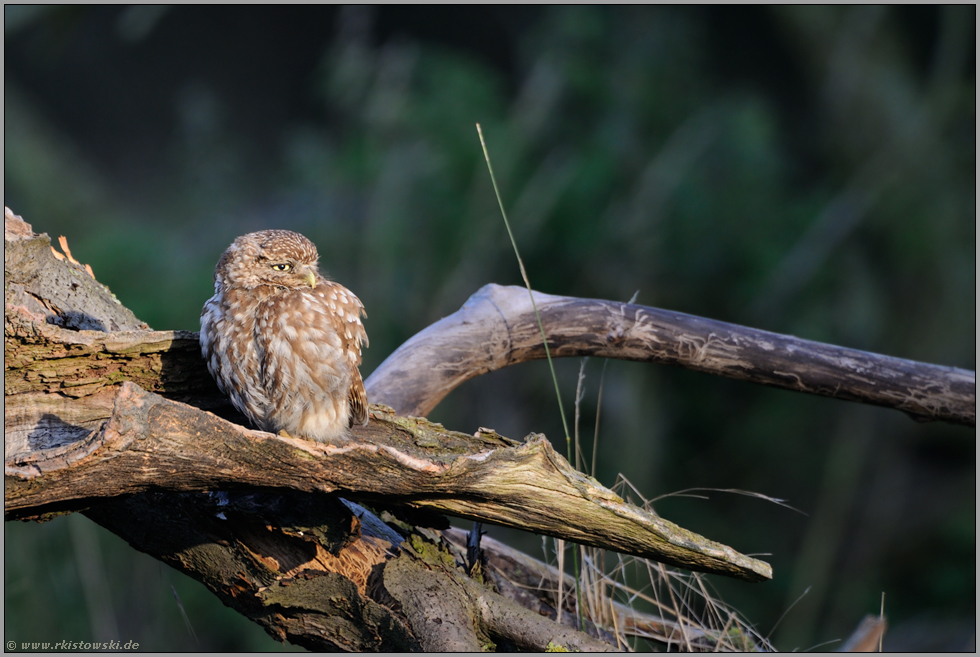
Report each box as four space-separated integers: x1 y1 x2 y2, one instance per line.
6 208 971 650
5 380 769 581
3 209 763 650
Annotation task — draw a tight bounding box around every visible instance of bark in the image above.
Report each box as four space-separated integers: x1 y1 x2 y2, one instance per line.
79 490 614 652
4 209 148 334
82 492 419 651
7 207 962 650
365 283 975 426
6 381 770 581
3 209 761 651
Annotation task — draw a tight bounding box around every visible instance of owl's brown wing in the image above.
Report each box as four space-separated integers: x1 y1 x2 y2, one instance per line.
313 280 370 428
348 366 369 427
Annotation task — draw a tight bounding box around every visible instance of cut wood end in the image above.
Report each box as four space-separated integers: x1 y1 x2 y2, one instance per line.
5 207 35 241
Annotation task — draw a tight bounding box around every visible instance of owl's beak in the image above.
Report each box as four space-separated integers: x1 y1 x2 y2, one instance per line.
303 268 316 289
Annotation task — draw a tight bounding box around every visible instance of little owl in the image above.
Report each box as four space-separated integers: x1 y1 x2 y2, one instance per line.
201 229 368 442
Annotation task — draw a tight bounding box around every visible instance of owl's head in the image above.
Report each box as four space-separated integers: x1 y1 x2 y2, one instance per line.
215 230 321 290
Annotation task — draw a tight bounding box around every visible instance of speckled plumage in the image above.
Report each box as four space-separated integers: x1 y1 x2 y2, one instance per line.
200 230 368 442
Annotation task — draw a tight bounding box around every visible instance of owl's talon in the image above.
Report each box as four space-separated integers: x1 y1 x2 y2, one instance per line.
278 429 293 438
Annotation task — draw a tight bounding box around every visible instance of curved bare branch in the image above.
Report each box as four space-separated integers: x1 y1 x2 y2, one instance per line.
366 283 975 425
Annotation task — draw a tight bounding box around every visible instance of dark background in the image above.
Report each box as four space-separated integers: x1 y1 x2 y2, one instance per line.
4 5 975 651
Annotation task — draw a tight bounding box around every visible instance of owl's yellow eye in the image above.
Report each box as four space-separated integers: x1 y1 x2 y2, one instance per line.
271 263 292 272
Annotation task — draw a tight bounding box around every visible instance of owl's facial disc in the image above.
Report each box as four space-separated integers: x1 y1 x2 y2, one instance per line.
263 260 317 288
216 230 322 290
292 263 316 288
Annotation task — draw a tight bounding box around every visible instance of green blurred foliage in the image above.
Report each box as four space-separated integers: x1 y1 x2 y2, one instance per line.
4 5 975 652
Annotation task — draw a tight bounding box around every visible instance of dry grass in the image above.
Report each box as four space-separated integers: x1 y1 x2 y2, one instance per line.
480 126 773 651
535 359 774 652
543 498 771 651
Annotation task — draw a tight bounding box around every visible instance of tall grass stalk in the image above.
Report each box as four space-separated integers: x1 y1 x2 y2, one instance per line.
591 358 609 477
475 124 573 457
476 123 584 631
574 359 588 471
476 126 770 651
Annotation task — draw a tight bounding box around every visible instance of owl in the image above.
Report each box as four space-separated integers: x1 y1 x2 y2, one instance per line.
200 230 368 442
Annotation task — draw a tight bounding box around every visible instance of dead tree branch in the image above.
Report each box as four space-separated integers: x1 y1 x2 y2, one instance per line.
5 380 770 581
443 527 765 651
5 208 775 651
366 284 975 426
11 204 955 649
